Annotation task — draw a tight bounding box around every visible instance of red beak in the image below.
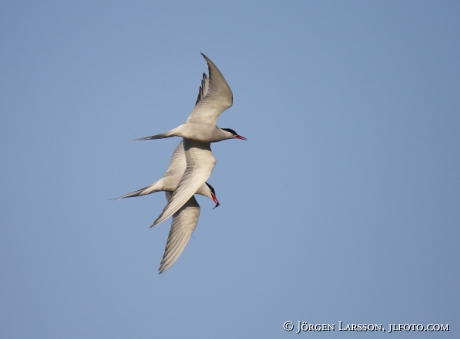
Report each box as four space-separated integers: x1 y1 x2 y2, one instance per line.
211 193 220 209
236 135 247 140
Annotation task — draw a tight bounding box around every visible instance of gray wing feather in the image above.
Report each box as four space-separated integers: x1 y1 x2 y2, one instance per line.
186 54 233 126
195 73 209 105
159 192 200 274
163 140 186 181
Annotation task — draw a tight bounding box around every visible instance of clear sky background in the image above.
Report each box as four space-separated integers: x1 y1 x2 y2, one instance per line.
1 1 459 338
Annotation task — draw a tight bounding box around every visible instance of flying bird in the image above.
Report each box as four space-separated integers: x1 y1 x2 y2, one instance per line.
136 53 246 143
116 140 219 273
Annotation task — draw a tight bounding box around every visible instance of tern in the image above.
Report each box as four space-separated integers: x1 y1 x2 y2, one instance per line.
116 140 219 273
136 53 246 143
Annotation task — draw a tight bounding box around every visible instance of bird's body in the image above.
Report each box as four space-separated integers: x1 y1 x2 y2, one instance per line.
137 122 238 143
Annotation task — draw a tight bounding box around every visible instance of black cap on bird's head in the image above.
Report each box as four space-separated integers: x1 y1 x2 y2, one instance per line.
205 182 220 209
221 128 247 141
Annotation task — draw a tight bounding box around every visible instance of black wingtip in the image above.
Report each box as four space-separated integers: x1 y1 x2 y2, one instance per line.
201 53 210 63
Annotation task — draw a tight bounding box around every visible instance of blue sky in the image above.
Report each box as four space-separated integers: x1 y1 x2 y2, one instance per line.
1 1 459 338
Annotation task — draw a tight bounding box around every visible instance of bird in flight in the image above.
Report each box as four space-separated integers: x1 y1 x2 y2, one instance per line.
116 140 219 273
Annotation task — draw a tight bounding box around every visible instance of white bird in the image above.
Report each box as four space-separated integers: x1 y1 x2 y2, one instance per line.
136 53 246 143
148 54 246 228
116 140 219 274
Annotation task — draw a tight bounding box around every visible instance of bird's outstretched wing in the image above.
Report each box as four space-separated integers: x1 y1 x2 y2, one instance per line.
158 192 200 274
185 53 233 126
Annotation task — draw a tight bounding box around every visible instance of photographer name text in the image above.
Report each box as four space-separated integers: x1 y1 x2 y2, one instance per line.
283 321 449 333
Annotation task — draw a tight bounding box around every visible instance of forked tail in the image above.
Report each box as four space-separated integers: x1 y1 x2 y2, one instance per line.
135 130 175 141
113 185 160 200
